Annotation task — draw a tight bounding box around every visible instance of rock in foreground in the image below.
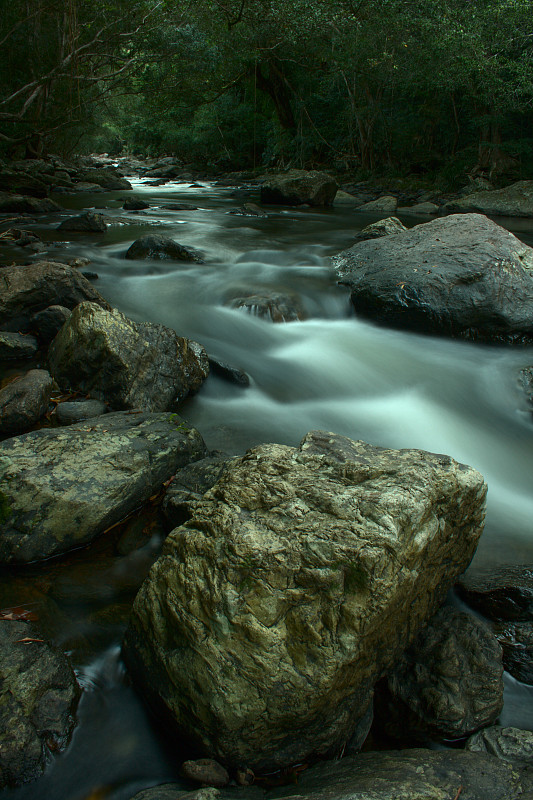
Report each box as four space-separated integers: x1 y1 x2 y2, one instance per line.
124 431 486 772
48 302 209 411
0 411 206 563
0 620 80 788
333 213 533 343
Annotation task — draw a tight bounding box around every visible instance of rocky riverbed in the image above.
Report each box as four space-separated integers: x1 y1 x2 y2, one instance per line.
1 157 533 800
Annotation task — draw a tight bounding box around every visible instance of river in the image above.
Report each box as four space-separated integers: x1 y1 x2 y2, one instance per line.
3 178 533 799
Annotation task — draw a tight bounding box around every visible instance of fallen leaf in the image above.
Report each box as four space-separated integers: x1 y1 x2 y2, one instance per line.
16 637 44 644
0 606 38 621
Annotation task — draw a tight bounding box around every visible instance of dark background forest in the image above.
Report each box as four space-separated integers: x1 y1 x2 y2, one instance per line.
1 0 532 188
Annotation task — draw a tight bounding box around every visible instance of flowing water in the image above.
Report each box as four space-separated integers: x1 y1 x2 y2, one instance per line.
2 178 533 799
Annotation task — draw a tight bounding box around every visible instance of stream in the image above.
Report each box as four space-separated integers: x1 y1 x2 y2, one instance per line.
2 177 533 799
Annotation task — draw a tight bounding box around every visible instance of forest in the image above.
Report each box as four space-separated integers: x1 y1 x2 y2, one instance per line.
2 0 533 187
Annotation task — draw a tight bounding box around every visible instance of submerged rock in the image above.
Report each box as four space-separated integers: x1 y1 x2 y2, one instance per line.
0 620 80 789
48 302 209 411
0 411 207 563
125 235 204 262
376 606 504 742
0 369 55 435
333 213 533 344
124 431 486 772
230 292 305 322
0 261 111 332
260 170 337 207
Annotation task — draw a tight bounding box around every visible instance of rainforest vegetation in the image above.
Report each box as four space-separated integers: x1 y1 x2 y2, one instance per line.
1 0 533 186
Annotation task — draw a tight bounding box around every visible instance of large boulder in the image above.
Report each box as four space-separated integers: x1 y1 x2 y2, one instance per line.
0 411 207 563
447 180 533 217
123 431 486 773
260 170 337 206
0 192 62 214
57 211 107 232
76 168 132 190
375 606 504 742
0 168 48 198
333 213 533 344
0 620 80 789
0 261 111 332
48 302 209 411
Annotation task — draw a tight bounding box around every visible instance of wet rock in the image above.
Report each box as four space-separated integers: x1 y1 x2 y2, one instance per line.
62 181 106 193
270 748 524 800
455 565 533 622
494 621 533 684
57 211 108 232
260 170 337 207
519 366 533 410
123 198 150 210
356 195 398 212
333 213 533 344
0 369 55 435
353 216 407 242
125 235 204 263
31 305 71 344
229 203 268 217
130 787 221 800
208 356 250 386
0 261 111 332
230 292 305 322
55 399 108 425
447 180 533 217
162 452 232 528
48 302 209 411
0 331 39 360
182 759 230 787
124 431 486 772
0 410 207 563
0 193 62 214
0 227 42 247
375 606 504 742
0 620 80 789
162 203 198 211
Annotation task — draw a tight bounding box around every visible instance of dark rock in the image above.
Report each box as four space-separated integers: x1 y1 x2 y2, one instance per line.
81 271 99 281
0 369 54 435
0 193 62 214
270 748 524 800
375 606 504 742
353 216 407 243
142 164 183 179
124 432 486 772
0 228 42 247
230 292 305 322
123 198 150 211
31 305 71 344
162 203 198 211
208 356 250 386
494 621 533 684
455 565 533 622
333 213 533 344
0 620 80 789
63 182 106 193
130 787 221 800
162 452 232 528
0 169 48 198
125 235 204 263
57 211 107 232
229 203 268 217
447 180 533 217
0 331 39 360
48 302 209 411
55 399 108 425
0 261 111 332
0 410 207 563
182 759 230 787
260 170 337 206
77 168 132 191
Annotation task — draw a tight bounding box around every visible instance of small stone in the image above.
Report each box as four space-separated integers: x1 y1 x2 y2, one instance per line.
181 759 229 788
236 768 255 786
57 211 107 232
